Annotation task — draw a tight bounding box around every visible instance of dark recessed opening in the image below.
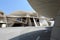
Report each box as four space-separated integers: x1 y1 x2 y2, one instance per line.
12 23 23 27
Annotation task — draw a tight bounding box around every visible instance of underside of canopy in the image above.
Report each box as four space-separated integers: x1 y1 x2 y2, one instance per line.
28 0 60 18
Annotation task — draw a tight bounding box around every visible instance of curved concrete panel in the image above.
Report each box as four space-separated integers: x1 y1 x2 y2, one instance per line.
28 0 60 18
10 11 37 17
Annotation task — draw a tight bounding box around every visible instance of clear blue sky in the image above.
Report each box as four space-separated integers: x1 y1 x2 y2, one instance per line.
0 0 34 14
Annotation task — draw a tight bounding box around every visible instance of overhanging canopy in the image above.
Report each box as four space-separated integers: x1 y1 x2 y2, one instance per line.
28 0 60 18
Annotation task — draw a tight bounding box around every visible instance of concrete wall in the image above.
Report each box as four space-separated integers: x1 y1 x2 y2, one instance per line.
50 12 60 40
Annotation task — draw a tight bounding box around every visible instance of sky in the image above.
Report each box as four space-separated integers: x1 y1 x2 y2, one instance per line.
0 0 35 14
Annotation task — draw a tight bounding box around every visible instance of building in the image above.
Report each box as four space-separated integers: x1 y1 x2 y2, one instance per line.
7 11 38 27
0 11 52 27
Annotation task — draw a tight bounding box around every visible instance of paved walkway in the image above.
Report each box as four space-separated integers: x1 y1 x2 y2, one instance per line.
0 27 51 40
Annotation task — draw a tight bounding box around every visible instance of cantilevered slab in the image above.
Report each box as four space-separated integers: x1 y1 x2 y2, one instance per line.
10 11 37 17
28 0 60 18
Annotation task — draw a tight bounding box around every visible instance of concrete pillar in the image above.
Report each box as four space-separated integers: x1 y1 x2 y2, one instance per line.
33 18 37 27
39 18 41 26
50 12 60 40
27 18 32 26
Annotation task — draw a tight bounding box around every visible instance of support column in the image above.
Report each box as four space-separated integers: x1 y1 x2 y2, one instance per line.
27 18 32 26
50 12 60 40
39 18 41 26
33 18 37 27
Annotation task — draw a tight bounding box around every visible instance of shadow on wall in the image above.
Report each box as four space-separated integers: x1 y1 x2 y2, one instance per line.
10 28 52 40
